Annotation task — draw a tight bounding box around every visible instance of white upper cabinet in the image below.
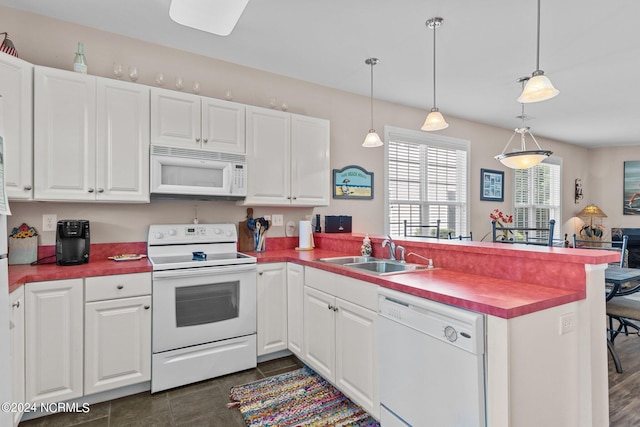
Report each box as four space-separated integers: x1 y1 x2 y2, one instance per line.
34 66 96 201
0 54 33 199
243 106 330 206
150 88 245 154
96 78 150 202
34 66 150 202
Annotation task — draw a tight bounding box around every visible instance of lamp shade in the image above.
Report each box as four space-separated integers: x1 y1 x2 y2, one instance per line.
517 73 559 103
362 130 383 147
577 204 607 219
421 109 449 131
495 150 551 169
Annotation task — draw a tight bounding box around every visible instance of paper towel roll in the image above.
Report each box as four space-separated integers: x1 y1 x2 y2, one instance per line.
298 220 314 249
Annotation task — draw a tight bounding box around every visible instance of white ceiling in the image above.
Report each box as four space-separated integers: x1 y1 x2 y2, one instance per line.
2 0 639 148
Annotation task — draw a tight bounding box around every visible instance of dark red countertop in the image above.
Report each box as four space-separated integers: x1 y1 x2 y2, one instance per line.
248 248 584 319
7 236 619 319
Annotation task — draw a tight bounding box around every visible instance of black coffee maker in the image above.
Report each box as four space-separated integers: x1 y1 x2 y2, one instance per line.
56 220 90 266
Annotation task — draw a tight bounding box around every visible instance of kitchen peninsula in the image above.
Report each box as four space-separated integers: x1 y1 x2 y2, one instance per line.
8 235 617 426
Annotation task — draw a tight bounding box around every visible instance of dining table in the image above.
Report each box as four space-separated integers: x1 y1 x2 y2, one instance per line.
604 266 640 373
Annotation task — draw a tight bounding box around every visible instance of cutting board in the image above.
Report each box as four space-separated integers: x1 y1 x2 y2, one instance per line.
238 208 254 252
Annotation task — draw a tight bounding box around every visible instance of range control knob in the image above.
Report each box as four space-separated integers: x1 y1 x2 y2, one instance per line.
225 229 233 237
444 325 458 343
154 232 164 239
168 229 177 236
214 228 222 234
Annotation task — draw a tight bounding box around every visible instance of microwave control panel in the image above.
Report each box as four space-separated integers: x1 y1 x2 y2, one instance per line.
233 164 247 194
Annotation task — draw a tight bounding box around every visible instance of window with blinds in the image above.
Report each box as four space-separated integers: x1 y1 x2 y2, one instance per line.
385 127 469 238
513 158 562 240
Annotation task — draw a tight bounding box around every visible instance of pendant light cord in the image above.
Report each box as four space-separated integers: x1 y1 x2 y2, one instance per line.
370 60 374 129
535 0 541 71
432 22 437 109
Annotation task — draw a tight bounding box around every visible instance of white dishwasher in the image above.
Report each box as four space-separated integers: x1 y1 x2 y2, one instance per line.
378 288 486 427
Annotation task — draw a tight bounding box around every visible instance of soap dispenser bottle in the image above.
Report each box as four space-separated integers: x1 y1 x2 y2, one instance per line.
360 234 372 256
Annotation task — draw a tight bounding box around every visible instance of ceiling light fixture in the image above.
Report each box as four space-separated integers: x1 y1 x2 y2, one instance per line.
362 57 383 148
517 0 559 103
421 17 448 132
169 0 250 37
495 77 552 169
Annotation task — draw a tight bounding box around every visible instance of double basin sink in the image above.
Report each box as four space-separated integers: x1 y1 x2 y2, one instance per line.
316 256 430 276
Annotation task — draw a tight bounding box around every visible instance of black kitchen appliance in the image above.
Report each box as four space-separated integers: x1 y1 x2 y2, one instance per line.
56 220 90 266
324 215 352 233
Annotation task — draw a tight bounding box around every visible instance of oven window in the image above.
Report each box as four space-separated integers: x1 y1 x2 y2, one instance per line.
175 281 239 327
162 165 224 188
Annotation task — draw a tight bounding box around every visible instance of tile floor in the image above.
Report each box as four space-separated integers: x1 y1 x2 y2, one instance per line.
17 339 640 426
18 356 303 427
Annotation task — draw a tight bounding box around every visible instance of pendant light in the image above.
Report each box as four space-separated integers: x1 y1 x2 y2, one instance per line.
495 77 552 169
362 58 383 148
421 17 449 132
517 0 559 103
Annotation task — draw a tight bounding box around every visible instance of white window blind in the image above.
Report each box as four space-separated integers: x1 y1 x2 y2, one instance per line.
513 157 562 240
385 127 469 238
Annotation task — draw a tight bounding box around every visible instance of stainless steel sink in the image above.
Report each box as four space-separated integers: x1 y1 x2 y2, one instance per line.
346 260 429 275
316 256 379 265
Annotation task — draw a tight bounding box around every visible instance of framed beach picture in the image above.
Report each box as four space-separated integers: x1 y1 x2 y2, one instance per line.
480 168 504 202
333 165 374 199
624 161 640 215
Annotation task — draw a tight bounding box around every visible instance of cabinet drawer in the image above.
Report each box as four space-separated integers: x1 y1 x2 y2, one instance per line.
85 273 151 302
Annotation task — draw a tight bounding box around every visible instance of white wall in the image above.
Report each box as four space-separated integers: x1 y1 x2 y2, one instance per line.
3 5 632 245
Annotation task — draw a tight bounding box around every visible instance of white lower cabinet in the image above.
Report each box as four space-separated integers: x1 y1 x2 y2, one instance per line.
10 287 25 426
302 267 379 418
84 273 151 394
257 263 288 356
286 263 304 358
25 279 84 403
23 273 151 411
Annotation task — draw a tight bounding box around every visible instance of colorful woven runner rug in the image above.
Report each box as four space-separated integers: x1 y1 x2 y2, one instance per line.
228 365 380 426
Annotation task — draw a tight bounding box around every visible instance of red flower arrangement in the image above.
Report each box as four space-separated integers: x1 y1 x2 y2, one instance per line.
490 209 513 240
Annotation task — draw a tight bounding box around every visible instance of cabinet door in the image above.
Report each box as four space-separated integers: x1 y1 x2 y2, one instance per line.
0 55 33 200
201 97 246 154
290 114 330 206
335 298 379 418
85 295 151 394
286 263 304 358
34 67 96 201
303 286 335 381
257 263 288 356
96 78 150 202
244 106 291 205
10 289 24 426
25 279 83 403
150 88 200 148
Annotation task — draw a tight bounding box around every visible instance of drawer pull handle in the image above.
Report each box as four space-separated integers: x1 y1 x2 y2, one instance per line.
117 285 124 290
144 305 150 310
24 185 32 190
12 301 20 308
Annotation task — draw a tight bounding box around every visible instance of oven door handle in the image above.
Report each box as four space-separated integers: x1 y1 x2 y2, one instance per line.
153 263 257 279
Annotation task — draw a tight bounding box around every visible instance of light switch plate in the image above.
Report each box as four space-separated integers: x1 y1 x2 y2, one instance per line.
43 214 57 232
272 214 284 226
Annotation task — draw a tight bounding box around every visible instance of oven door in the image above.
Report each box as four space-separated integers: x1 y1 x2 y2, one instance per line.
152 263 256 353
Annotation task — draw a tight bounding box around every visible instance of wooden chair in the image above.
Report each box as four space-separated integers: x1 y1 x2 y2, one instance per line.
403 219 441 239
448 231 472 241
491 219 556 246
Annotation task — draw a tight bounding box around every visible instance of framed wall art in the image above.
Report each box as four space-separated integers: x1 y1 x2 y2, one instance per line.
624 161 640 215
332 165 373 199
480 168 504 202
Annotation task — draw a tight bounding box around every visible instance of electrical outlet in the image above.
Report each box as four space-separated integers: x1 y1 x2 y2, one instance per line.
263 215 271 221
42 214 57 232
272 214 284 226
559 313 576 335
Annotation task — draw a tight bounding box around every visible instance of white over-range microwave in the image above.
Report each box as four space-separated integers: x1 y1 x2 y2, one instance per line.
150 145 247 200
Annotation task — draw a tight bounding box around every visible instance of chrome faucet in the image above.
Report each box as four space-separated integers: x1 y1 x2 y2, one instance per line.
397 245 406 263
381 235 397 260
